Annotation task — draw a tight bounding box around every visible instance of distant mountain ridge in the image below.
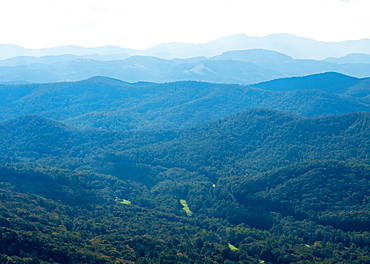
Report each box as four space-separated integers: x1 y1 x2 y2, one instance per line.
1 48 370 85
324 53 370 64
147 34 370 59
0 44 135 61
2 33 370 61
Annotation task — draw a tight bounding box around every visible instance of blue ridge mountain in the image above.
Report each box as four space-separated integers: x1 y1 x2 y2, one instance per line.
252 72 370 98
324 53 370 64
1 49 370 85
0 74 369 131
3 34 370 60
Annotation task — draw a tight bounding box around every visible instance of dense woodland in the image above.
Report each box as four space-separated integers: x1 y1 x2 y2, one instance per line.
0 73 370 263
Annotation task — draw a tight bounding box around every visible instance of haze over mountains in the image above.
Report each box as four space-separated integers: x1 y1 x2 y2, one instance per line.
1 49 370 85
1 33 370 263
2 34 370 85
2 34 370 60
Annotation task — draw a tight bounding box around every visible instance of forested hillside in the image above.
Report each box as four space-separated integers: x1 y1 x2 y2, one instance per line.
1 74 370 131
1 109 369 175
107 109 370 178
1 64 370 264
0 107 370 263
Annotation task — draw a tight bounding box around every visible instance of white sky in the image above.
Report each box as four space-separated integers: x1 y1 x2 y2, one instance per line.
0 0 369 49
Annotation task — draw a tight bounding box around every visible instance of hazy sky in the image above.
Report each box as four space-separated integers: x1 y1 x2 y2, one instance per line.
1 0 369 49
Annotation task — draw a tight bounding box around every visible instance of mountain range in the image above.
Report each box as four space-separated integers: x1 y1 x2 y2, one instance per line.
2 33 370 85
1 72 369 131
2 33 370 60
1 48 370 85
1 33 370 263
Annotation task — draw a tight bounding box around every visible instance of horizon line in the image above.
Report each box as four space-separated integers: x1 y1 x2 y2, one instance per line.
2 33 370 50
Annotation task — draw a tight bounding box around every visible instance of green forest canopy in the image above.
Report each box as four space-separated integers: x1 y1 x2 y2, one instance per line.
0 107 369 263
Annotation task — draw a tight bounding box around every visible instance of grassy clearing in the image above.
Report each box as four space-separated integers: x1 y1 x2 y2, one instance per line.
228 243 239 251
115 197 131 205
180 199 193 216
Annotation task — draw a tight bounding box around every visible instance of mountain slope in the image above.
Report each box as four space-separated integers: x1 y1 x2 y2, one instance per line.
111 109 370 179
344 78 370 98
0 115 176 167
220 160 370 231
2 109 368 180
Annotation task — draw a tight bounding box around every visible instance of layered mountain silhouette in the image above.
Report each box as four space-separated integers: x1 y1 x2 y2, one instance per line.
1 49 370 84
2 34 370 60
1 34 370 85
1 73 369 131
1 33 370 264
